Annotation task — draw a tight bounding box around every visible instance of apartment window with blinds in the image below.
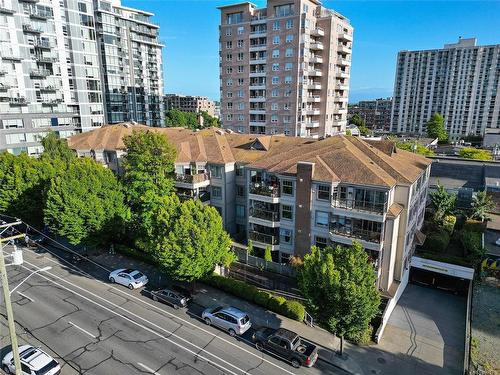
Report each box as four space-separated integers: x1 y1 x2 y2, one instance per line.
315 211 329 227
236 204 245 218
315 236 328 249
211 165 223 178
282 180 294 195
281 204 293 220
212 186 222 199
280 228 293 244
317 185 330 201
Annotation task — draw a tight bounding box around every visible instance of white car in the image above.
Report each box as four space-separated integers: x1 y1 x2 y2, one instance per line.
2 345 61 375
495 238 500 246
109 268 148 289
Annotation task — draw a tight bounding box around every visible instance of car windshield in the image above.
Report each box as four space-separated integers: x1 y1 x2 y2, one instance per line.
132 272 144 280
240 315 250 325
212 306 223 314
34 359 58 375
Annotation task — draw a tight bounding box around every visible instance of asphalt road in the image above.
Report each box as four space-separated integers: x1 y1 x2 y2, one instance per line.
0 243 345 375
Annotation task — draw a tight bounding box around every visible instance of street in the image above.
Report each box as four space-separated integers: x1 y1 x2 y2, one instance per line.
0 243 344 375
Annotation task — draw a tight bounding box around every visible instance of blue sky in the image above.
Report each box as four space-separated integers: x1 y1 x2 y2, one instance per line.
123 0 500 103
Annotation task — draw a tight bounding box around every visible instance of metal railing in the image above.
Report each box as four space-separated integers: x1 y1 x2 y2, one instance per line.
232 244 295 277
332 198 387 214
329 226 382 243
249 208 280 222
175 172 210 184
249 182 280 198
248 231 279 245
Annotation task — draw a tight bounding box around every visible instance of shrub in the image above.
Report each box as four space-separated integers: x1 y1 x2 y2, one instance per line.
417 251 472 267
347 325 373 346
254 291 272 308
461 230 485 266
268 295 286 314
424 229 450 253
463 219 486 233
282 300 305 321
443 215 457 234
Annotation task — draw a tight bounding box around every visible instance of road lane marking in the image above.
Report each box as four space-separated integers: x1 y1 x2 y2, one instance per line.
17 291 34 302
17 261 251 375
19 246 297 375
68 321 97 339
137 362 161 375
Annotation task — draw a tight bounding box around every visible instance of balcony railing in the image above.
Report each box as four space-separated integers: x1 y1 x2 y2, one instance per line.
249 207 280 222
249 182 280 198
330 226 382 244
248 231 279 245
333 198 387 214
175 172 210 184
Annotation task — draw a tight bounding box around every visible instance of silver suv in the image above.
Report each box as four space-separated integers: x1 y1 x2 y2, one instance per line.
2 345 61 375
202 306 252 336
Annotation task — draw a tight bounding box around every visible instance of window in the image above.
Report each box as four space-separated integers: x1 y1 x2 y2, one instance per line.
284 103 291 110
285 62 292 70
315 211 329 227
285 76 292 84
236 204 245 218
237 78 244 86
271 89 279 97
271 114 278 122
284 89 292 97
275 4 294 17
272 63 279 71
280 228 293 244
236 166 244 176
238 102 245 110
273 36 280 45
286 19 293 29
272 49 279 58
315 236 328 249
238 114 244 121
238 65 244 73
78 2 87 12
236 185 245 196
227 12 243 24
211 165 223 178
227 92 233 98
286 34 293 43
285 48 293 57
226 41 233 49
237 90 244 97
237 39 244 48
226 53 232 61
225 28 232 36
226 67 233 74
283 115 291 123
226 114 233 120
272 20 280 30
227 102 233 109
237 52 244 61
282 204 293 220
272 76 279 84
212 186 222 198
282 180 293 195
237 26 244 34
271 103 279 110
317 185 330 200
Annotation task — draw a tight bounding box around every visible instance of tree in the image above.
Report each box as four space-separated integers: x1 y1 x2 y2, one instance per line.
470 191 495 221
426 113 448 143
44 158 129 245
459 147 492 161
349 114 365 128
165 109 199 129
298 242 380 355
200 111 220 128
152 199 235 282
396 141 435 156
122 130 177 211
247 240 254 255
40 132 76 163
430 184 456 224
264 245 272 262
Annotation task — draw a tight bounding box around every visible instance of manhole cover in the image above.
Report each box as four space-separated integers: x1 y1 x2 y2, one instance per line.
377 357 386 364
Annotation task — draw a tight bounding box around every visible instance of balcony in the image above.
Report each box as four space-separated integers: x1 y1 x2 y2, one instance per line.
305 121 319 128
30 10 51 20
0 6 15 14
174 172 211 188
336 71 349 79
250 58 266 64
337 58 351 67
249 45 267 52
23 24 43 34
332 198 387 214
311 27 325 37
305 69 322 77
33 40 51 49
0 70 7 76
34 56 57 63
304 109 320 116
0 84 10 91
249 96 266 102
334 95 348 103
30 69 51 78
306 96 321 103
250 70 266 77
42 99 63 107
309 56 323 64
329 226 382 246
305 83 322 90
338 33 353 42
249 109 266 114
250 120 266 126
2 55 22 62
309 42 324 50
337 44 351 54
249 84 266 90
9 97 28 106
248 231 279 246
249 182 280 203
335 84 349 91
248 208 280 228
39 85 57 93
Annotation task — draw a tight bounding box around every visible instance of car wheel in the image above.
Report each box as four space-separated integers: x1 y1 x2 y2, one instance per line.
291 358 301 368
255 342 263 351
204 318 211 326
152 295 158 302
128 284 134 290
228 328 236 337
3 365 11 374
109 277 115 283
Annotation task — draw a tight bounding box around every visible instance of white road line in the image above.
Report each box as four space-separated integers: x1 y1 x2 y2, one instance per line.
137 362 161 375
68 321 97 339
20 246 297 375
17 261 246 375
17 291 34 302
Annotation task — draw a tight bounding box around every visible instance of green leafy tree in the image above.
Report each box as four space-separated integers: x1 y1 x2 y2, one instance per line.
247 239 254 255
122 130 177 211
349 114 365 128
470 191 495 221
165 109 199 129
40 132 75 163
298 242 380 355
44 158 129 245
200 111 220 128
458 147 492 161
426 113 448 143
396 141 435 156
152 199 235 282
430 184 456 224
0 152 57 226
264 245 272 262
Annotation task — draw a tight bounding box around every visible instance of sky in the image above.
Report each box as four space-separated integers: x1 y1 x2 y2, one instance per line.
123 0 500 103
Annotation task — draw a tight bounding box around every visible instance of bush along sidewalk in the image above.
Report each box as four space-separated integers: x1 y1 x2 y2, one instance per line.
202 274 306 322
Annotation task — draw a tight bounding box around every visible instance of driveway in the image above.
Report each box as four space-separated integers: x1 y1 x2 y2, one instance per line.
377 284 466 375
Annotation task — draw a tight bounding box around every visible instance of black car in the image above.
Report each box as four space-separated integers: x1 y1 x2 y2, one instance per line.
150 287 190 309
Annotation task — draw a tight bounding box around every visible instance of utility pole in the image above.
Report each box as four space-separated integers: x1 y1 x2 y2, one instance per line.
0 220 24 375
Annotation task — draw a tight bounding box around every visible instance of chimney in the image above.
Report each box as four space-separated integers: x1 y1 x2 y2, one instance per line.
294 162 315 257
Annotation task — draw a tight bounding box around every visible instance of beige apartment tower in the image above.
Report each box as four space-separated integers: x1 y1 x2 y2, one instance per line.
218 0 353 138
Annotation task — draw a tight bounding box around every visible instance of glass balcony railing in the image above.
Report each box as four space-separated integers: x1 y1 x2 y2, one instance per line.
329 226 382 244
248 231 279 245
249 207 280 222
332 198 387 214
175 172 210 184
249 182 280 197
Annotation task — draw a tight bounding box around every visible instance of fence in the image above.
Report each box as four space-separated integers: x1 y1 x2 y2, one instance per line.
232 243 295 277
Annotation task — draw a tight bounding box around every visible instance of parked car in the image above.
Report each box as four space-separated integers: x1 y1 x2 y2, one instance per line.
150 287 190 309
109 268 148 290
495 238 500 246
202 306 251 337
2 345 61 375
252 327 319 368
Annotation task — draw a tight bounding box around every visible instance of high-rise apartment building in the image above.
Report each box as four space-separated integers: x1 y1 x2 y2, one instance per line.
0 0 163 154
94 0 164 127
391 38 500 139
348 97 392 131
218 0 353 138
164 94 216 116
0 0 105 155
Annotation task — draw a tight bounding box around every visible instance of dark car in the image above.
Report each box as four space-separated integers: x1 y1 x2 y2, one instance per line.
150 287 190 309
252 327 319 368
